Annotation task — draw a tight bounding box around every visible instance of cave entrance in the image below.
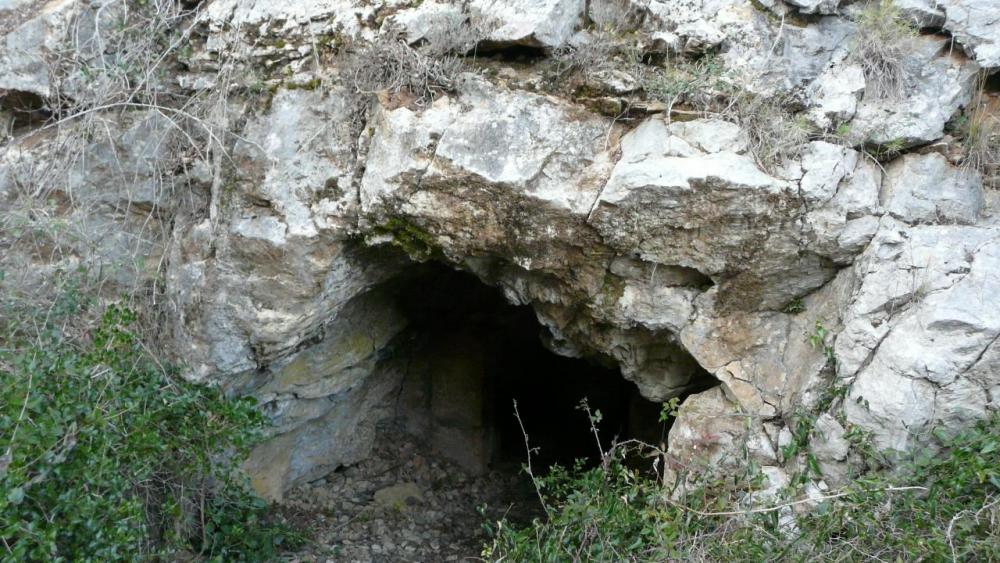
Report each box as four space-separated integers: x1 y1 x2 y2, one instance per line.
386 263 666 475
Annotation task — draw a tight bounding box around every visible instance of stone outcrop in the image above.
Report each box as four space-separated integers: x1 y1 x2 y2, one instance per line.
2 0 999 502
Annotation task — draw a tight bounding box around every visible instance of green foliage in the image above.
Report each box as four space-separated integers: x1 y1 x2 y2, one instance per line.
807 319 835 363
640 54 731 111
797 418 1000 560
0 296 299 561
865 137 907 161
482 415 1000 561
833 122 852 139
371 218 444 261
782 298 805 314
659 397 680 423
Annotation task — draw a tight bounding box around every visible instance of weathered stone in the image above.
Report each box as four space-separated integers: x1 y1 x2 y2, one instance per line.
750 17 856 94
5 0 1000 505
940 0 1000 68
360 76 616 299
589 116 788 277
373 482 424 510
470 0 584 49
0 0 81 97
895 0 947 27
665 386 778 485
244 358 402 500
811 416 848 460
234 87 359 237
806 63 865 129
849 36 980 148
839 219 1000 451
785 0 841 15
881 153 984 225
590 121 871 311
809 413 849 485
588 0 648 31
384 1 467 48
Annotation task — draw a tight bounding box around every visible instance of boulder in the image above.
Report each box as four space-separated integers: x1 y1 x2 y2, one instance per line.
849 36 980 148
470 0 584 49
941 0 1000 68
839 219 1000 451
881 153 984 225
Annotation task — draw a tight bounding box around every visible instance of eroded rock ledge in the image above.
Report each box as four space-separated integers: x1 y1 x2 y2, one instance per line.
1 0 999 501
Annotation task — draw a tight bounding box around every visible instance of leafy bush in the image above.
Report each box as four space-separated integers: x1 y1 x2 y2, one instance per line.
483 415 1000 561
0 293 299 561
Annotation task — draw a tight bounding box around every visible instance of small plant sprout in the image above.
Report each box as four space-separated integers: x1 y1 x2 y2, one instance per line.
808 319 836 363
659 397 681 423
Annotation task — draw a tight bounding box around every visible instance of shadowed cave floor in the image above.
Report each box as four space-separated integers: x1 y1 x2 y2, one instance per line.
278 421 539 563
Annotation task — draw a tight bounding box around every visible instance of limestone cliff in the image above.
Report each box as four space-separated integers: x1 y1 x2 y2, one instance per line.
1 0 998 501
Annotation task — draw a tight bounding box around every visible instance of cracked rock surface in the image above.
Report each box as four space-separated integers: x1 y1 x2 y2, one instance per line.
2 0 999 521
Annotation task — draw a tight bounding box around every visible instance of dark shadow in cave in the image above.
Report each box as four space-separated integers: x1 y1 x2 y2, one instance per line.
383 262 711 476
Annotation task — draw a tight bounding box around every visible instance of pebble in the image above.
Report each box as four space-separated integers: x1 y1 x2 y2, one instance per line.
278 422 540 562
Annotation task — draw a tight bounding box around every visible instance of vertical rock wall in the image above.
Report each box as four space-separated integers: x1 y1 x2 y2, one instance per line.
1 0 998 500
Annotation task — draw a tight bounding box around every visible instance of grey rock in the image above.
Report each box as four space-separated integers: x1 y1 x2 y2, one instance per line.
0 0 81 97
470 0 584 49
588 0 648 31
806 63 866 129
385 1 468 47
839 219 1000 451
881 153 984 225
5 0 999 505
895 0 947 27
941 0 1000 68
785 0 841 15
849 36 980 148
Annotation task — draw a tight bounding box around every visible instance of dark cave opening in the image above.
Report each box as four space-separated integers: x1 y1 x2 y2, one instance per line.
0 90 50 131
385 262 669 475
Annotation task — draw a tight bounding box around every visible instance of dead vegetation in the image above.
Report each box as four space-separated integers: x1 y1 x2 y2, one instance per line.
959 76 1000 188
344 35 465 108
731 92 814 172
0 0 230 347
850 0 916 100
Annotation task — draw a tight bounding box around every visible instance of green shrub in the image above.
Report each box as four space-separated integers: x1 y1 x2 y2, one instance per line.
0 294 299 561
483 415 1000 561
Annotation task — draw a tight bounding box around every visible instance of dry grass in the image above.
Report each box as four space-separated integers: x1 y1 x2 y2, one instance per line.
552 24 641 82
731 92 814 172
0 0 232 348
850 0 916 100
345 35 464 108
960 77 1000 188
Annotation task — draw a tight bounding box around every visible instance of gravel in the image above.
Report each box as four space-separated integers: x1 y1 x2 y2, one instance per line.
278 422 540 562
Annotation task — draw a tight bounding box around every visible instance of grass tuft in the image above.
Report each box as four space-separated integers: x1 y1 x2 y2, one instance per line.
850 0 916 100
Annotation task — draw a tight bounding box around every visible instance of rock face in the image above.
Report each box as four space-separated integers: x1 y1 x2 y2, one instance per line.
2 0 998 502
